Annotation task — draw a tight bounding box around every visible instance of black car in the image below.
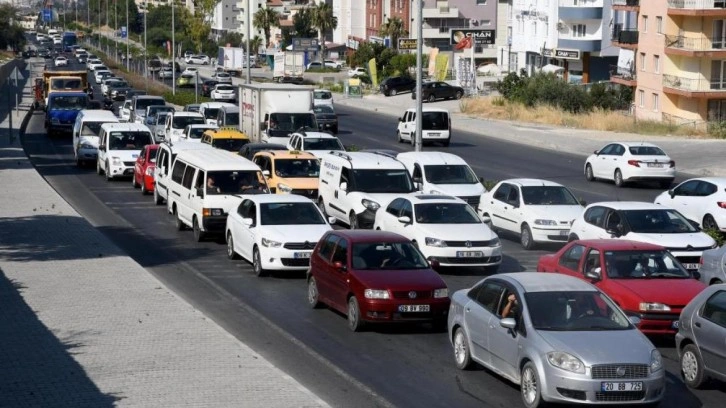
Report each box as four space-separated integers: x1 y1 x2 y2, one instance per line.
201 79 219 97
379 76 416 96
238 143 288 160
313 105 338 134
412 81 465 102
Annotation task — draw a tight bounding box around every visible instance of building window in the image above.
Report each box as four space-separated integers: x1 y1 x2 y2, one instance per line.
533 22 537 36
642 15 648 33
707 99 726 121
477 0 487 4
572 24 586 38
652 93 659 112
654 55 660 73
639 90 645 107
656 16 663 34
481 20 491 26
640 52 646 71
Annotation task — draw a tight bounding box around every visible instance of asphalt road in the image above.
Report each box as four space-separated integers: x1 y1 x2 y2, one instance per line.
24 58 724 407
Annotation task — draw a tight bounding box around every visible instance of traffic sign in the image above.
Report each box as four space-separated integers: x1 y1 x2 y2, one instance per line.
43 8 52 23
121 26 127 39
292 38 319 52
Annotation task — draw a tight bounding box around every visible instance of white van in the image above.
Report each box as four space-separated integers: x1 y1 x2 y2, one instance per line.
166 149 269 241
396 107 451 147
199 102 235 126
96 123 155 180
72 110 119 167
396 151 485 210
164 111 205 143
153 140 214 205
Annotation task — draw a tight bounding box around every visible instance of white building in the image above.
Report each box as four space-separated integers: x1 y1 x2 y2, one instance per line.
211 0 240 38
333 0 365 44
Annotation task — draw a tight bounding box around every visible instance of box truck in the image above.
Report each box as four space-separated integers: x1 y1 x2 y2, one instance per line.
239 83 317 145
217 47 245 76
272 52 305 84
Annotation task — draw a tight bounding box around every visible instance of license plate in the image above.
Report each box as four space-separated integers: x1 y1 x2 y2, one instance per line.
427 133 440 136
457 251 483 258
559 230 569 236
132 154 138 158
398 304 430 312
683 263 700 270
294 252 311 259
601 382 643 392
672 320 680 329
647 163 663 168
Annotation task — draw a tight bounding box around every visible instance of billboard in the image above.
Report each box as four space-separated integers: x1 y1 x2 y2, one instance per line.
292 38 319 52
450 29 496 50
398 38 417 50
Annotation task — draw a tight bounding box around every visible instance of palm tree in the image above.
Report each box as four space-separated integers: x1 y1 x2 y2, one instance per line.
248 35 263 57
379 17 408 48
253 7 280 48
310 2 337 62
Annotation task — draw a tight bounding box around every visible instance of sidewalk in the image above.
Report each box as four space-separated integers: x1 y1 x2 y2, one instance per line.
0 62 328 407
335 92 726 177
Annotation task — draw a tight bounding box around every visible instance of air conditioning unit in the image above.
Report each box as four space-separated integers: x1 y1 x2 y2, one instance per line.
557 21 566 32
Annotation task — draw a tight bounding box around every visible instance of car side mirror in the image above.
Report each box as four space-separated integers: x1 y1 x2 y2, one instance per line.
98 144 105 150
333 261 347 271
579 199 587 207
499 317 517 330
584 267 602 281
478 176 485 184
260 122 267 131
398 216 411 224
398 117 403 122
593 150 599 155
196 187 204 197
327 216 336 225
339 182 348 192
412 176 422 184
242 218 253 226
668 189 675 198
262 170 270 177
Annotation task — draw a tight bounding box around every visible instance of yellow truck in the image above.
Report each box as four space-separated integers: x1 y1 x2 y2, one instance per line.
33 70 88 109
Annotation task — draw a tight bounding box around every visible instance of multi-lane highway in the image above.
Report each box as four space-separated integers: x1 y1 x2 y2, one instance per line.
21 58 722 407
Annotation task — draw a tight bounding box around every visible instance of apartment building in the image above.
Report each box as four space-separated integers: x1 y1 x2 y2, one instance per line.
508 0 617 83
334 0 366 44
210 0 240 38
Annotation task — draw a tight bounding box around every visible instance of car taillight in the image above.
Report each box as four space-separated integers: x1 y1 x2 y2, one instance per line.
669 160 676 168
699 256 704 265
627 160 640 167
718 201 726 209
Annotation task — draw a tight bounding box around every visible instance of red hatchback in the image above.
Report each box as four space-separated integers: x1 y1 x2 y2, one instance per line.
132 144 159 194
537 239 707 335
307 230 451 332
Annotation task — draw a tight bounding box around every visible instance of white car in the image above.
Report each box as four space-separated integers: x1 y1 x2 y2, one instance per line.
182 67 199 75
183 124 218 141
225 194 333 276
373 194 502 271
158 67 174 79
94 69 112 84
101 77 122 96
584 142 676 188
287 131 345 157
569 201 717 272
348 67 366 77
479 179 584 249
313 89 334 107
185 55 209 65
324 60 342 70
119 100 132 122
54 56 68 67
210 84 236 102
96 123 155 181
654 177 726 232
211 72 233 84
88 61 107 72
164 112 206 143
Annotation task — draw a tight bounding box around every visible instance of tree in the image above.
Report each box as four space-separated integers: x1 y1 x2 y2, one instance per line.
379 17 407 48
253 7 279 48
219 32 244 47
0 4 25 51
281 6 316 48
310 2 337 61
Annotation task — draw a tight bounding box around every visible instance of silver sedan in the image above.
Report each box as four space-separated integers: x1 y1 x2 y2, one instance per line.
698 244 726 285
448 272 665 407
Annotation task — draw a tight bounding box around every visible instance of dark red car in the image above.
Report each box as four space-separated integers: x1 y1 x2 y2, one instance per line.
537 239 707 335
132 144 159 194
307 230 450 332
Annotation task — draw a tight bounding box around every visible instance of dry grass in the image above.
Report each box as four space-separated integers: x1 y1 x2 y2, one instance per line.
460 97 709 137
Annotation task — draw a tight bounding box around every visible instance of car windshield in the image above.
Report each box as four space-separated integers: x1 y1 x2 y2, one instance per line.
351 169 414 193
212 138 249 152
313 105 335 114
223 113 239 126
260 202 326 225
314 91 332 100
603 250 691 279
521 186 579 205
525 291 632 331
136 98 165 110
424 164 478 184
109 81 129 88
629 146 665 156
203 108 220 119
50 95 87 110
269 113 317 136
421 112 449 130
148 106 174 116
187 127 211 139
216 85 234 91
351 242 430 270
414 203 480 224
274 158 320 178
154 113 170 125
622 209 697 233
206 170 267 195
108 131 153 150
81 121 104 136
148 148 158 162
172 116 205 129
51 78 82 90
303 138 344 151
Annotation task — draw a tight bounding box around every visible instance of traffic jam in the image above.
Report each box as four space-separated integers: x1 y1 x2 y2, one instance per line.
30 33 726 408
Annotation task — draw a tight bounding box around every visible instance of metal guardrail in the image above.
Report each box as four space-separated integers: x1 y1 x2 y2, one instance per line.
663 73 726 92
613 0 640 6
667 0 726 9
609 64 637 81
664 34 726 51
612 29 639 44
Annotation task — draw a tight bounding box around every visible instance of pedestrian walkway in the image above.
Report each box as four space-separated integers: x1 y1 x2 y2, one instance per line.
0 61 328 407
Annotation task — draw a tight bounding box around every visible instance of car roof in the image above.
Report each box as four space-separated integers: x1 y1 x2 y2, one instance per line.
171 112 204 118
221 106 239 113
331 230 410 243
161 140 214 152
255 150 316 159
203 128 248 139
681 177 726 186
571 239 666 251
186 124 216 128
134 95 164 100
174 149 258 171
404 106 449 113
614 142 661 148
501 178 566 187
496 272 597 293
397 151 467 165
295 131 337 139
246 194 314 204
407 194 466 204
78 110 119 121
100 123 152 132
320 151 406 170
586 201 666 210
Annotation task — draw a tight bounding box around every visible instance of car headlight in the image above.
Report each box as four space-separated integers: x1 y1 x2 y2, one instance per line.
650 350 663 372
433 288 449 298
546 351 585 374
639 302 671 312
79 143 95 150
425 237 447 247
490 237 501 247
277 183 292 193
364 289 390 299
361 199 380 211
111 157 121 165
261 237 282 248
534 219 558 226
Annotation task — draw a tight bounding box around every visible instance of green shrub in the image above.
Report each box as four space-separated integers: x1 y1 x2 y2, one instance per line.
491 96 506 106
162 90 211 107
306 67 342 74
481 179 499 191
705 228 726 247
708 121 726 139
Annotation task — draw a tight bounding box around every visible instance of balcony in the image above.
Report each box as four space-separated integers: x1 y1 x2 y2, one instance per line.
613 0 640 11
559 2 604 20
423 27 453 39
609 64 637 86
667 0 726 15
422 5 459 19
612 28 639 49
664 34 726 56
663 74 726 97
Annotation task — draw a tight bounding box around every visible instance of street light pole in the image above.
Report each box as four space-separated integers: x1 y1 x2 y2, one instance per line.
414 0 423 151
114 5 117 61
246 0 250 84
144 2 148 90
125 0 129 69
172 0 176 95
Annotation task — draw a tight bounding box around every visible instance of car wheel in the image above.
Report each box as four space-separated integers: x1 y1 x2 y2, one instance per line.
521 362 545 408
347 296 365 332
253 246 267 277
96 160 103 175
567 233 579 243
682 344 707 389
104 161 112 181
349 212 359 229
174 206 185 231
192 216 205 242
154 187 164 205
307 277 322 309
226 232 239 260
585 164 594 181
318 198 328 217
397 131 404 143
712 279 723 285
614 169 625 187
390 89 397 96
428 94 436 103
521 223 535 250
141 181 149 195
703 214 719 231
455 90 463 100
132 174 140 188
453 328 473 370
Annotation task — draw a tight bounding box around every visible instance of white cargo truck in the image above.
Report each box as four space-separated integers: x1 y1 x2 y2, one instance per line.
272 52 305 84
239 83 317 145
217 47 245 76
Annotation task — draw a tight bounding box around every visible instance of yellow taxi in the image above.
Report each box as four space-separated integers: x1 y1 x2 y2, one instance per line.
251 150 320 199
200 128 250 152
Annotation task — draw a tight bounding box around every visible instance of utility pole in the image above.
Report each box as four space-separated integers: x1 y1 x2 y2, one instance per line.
246 0 250 84
172 0 176 95
414 0 423 151
114 5 117 61
144 1 147 90
125 0 129 69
